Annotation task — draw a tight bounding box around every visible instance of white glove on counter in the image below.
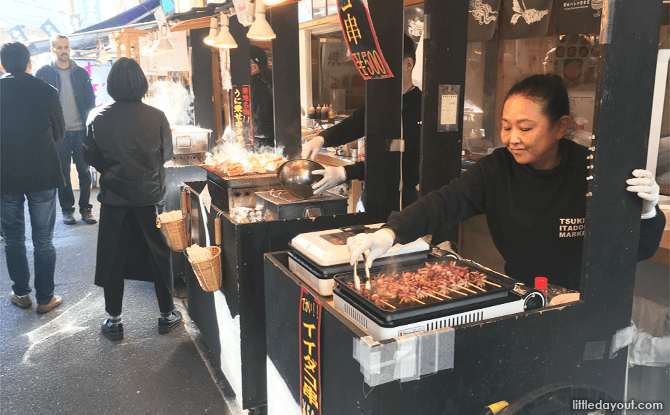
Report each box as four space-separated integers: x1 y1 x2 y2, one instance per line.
347 229 395 267
626 169 660 219
301 136 325 160
312 166 346 194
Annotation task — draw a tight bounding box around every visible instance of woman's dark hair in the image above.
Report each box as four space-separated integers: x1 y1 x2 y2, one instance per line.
107 57 148 102
0 42 30 73
503 74 570 125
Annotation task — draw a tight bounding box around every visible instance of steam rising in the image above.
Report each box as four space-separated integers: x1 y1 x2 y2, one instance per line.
144 80 194 126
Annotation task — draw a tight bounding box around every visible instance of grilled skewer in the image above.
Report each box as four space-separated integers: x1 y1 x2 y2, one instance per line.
353 258 361 292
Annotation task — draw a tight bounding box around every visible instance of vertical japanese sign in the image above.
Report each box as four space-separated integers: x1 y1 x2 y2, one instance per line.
336 0 392 80
82 0 101 28
300 287 322 415
230 85 252 145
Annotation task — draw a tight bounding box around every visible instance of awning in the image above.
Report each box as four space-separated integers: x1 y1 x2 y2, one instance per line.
28 0 161 56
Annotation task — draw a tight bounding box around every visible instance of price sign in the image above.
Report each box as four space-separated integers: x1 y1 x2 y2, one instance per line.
336 0 392 80
230 85 252 145
299 287 322 415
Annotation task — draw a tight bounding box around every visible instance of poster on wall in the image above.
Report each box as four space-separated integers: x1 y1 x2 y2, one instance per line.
336 0 393 80
76 60 113 107
554 0 603 35
468 0 502 42
437 84 460 132
501 0 552 40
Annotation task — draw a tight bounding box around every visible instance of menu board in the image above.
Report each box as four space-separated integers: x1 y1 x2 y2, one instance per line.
336 0 392 80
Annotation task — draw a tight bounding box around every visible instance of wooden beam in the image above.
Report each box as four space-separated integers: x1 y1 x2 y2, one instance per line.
212 49 223 144
270 2 301 158
170 16 212 32
298 15 339 30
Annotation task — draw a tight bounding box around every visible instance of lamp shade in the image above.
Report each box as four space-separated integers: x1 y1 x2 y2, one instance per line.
154 25 173 54
247 2 276 40
204 17 218 46
213 13 238 49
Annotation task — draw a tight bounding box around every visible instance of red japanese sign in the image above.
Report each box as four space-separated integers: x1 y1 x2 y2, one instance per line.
336 0 392 80
230 84 252 145
299 287 322 415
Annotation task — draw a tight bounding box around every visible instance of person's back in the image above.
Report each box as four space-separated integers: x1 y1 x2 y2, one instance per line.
1 42 66 314
1 72 65 194
86 101 171 207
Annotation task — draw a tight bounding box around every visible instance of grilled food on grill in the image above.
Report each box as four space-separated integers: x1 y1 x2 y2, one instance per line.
347 261 489 309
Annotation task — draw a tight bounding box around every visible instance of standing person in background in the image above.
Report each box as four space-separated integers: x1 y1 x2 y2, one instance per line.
249 45 275 150
83 58 181 341
347 74 665 292
302 35 422 210
1 42 66 313
36 34 97 225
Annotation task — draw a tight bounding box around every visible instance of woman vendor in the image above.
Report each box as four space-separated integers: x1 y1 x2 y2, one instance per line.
347 74 665 291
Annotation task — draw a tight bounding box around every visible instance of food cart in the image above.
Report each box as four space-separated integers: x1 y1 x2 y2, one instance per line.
173 0 666 412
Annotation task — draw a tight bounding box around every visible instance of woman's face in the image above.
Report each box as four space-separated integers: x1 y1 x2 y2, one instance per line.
501 94 570 170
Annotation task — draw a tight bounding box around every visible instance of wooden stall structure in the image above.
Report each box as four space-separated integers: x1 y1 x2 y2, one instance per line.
262 0 668 413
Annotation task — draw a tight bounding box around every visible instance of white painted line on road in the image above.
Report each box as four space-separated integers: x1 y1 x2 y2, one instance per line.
22 292 104 365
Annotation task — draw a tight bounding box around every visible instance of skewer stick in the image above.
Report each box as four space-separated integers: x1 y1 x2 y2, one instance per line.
409 296 425 305
445 287 468 296
379 300 396 309
459 285 478 294
468 283 486 292
432 290 452 300
483 279 501 288
423 292 444 301
363 255 371 291
353 259 361 292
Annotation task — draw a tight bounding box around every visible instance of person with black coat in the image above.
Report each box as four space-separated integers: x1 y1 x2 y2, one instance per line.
347 74 665 292
249 45 275 149
302 35 422 210
1 42 66 313
82 58 181 341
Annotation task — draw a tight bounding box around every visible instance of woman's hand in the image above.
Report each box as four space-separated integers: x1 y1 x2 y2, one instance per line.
626 169 660 219
301 136 325 160
347 229 395 267
312 166 346 194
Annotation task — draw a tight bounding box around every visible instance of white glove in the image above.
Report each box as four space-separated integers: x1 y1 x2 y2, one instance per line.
626 169 660 219
347 229 395 267
301 136 325 160
312 166 346 194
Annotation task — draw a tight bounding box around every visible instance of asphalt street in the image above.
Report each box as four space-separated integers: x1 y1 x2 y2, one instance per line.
1 188 243 415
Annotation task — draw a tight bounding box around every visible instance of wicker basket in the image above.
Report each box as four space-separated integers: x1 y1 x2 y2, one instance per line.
160 216 188 252
188 246 222 292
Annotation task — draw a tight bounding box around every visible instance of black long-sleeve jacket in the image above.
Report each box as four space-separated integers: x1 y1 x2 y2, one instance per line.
385 139 666 290
1 72 66 194
319 86 422 187
83 101 173 207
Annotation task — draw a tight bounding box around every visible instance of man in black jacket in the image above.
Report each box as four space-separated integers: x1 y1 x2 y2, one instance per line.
302 35 421 210
36 34 97 225
249 45 275 149
1 42 66 313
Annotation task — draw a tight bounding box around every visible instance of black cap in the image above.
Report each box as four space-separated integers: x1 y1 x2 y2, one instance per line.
249 45 268 70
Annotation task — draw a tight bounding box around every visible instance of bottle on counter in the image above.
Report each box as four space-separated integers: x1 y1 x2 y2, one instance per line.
328 104 335 123
315 104 322 120
321 104 329 120
308 106 316 119
534 277 548 298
